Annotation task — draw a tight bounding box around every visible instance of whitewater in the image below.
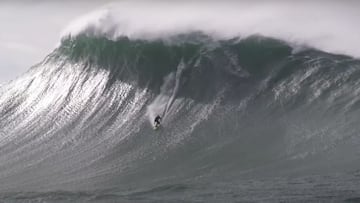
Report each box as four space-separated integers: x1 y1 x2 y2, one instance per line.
1 1 360 202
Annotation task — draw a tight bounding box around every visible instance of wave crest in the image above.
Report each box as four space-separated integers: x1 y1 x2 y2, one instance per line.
61 1 360 58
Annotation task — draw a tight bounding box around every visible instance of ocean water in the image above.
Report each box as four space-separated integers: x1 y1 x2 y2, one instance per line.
1 1 360 202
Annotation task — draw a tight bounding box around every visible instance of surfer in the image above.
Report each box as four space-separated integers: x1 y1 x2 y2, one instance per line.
154 115 162 127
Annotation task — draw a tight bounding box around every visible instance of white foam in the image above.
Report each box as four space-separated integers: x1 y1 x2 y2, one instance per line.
61 1 360 58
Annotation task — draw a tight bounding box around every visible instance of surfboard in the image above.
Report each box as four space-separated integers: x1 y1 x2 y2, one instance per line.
153 123 161 130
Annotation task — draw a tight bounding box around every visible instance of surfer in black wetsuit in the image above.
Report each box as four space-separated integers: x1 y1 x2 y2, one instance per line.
154 115 162 126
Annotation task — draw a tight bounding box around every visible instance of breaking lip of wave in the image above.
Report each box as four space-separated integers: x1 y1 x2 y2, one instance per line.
61 1 360 58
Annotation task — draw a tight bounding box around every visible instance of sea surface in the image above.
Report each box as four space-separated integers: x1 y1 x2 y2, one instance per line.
1 1 360 202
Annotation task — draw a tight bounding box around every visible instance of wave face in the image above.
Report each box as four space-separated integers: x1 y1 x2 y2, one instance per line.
1 33 360 202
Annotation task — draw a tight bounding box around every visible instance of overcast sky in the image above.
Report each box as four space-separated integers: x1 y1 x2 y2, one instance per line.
0 1 112 84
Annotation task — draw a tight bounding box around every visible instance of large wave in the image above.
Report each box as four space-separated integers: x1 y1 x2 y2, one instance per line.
1 2 360 202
